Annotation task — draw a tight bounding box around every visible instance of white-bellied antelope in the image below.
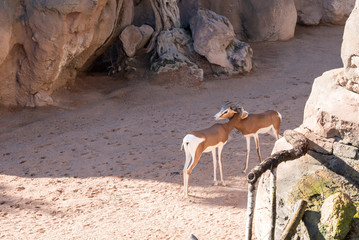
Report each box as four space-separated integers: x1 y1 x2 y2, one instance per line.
215 102 282 173
181 104 247 197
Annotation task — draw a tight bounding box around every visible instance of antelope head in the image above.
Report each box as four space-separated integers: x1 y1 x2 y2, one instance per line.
214 101 248 120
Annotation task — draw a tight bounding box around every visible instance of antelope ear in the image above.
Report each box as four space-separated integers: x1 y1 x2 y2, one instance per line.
241 110 248 119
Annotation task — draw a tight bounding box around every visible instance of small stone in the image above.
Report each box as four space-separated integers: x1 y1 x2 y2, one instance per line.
120 25 143 58
137 24 154 50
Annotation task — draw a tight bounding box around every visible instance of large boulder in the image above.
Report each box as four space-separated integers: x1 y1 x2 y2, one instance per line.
190 9 252 74
0 0 133 107
339 0 359 94
303 69 359 148
190 8 235 69
200 0 297 41
294 0 355 25
198 0 243 39
133 0 297 42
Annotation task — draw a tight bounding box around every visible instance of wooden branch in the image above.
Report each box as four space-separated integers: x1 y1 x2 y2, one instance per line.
161 0 180 29
245 183 255 240
247 130 308 184
146 0 180 53
269 166 277 240
280 200 308 240
146 0 163 53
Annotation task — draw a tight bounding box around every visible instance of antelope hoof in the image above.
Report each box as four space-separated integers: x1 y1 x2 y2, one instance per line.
214 181 219 186
242 169 247 173
222 181 226 186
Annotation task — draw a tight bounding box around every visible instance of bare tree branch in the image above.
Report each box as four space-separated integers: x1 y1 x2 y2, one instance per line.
280 200 308 240
146 0 181 53
247 130 309 184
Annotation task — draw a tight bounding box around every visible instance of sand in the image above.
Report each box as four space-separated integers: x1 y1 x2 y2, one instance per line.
0 25 344 239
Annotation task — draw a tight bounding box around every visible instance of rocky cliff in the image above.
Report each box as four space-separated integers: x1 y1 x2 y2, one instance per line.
0 0 133 107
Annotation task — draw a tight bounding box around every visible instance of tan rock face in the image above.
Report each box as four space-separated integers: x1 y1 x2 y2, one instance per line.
0 0 133 107
303 69 359 148
340 0 359 93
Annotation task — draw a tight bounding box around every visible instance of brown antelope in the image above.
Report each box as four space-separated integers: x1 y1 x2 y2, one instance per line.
181 105 247 197
215 102 282 173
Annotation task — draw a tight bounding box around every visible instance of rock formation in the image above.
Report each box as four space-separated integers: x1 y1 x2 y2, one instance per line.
338 0 359 94
199 0 297 41
254 2 359 239
294 0 355 25
120 25 153 58
148 7 252 79
0 0 133 107
190 9 252 74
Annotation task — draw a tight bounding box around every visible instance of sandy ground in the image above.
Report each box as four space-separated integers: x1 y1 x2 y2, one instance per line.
0 25 344 240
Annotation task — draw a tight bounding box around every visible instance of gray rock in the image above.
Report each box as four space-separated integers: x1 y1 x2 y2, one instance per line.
333 142 358 159
189 8 252 74
294 0 355 25
190 8 235 69
151 28 203 81
294 0 322 25
240 0 297 41
199 0 243 39
322 0 355 24
226 39 253 74
199 0 297 41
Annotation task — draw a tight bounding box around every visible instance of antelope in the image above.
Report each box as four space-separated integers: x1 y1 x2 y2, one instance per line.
181 105 247 197
215 102 282 173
